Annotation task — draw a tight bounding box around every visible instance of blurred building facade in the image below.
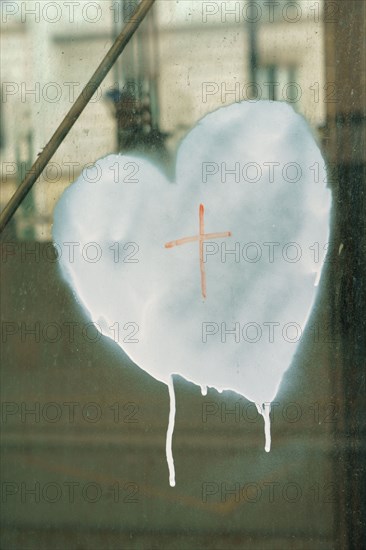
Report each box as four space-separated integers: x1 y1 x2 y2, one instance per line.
1 0 326 239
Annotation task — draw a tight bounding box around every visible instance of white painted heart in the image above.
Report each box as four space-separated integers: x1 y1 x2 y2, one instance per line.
53 100 331 486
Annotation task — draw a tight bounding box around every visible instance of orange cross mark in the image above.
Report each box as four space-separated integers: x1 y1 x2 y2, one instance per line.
164 204 232 299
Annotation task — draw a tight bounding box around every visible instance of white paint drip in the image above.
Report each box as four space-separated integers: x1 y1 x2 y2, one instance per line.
166 376 176 487
201 385 207 396
256 403 271 452
262 403 271 452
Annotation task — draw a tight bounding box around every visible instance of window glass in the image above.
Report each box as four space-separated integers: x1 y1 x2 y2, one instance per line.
1 1 364 548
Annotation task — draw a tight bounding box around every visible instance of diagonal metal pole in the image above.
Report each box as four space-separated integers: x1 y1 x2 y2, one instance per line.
0 0 155 234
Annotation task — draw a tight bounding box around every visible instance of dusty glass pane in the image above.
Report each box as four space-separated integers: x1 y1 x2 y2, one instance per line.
1 1 365 548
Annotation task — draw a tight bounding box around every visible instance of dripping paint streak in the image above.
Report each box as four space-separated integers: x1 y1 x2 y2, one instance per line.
262 403 271 452
256 402 271 452
166 375 176 487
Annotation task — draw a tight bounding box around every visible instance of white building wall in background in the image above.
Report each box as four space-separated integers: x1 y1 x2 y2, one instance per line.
1 0 326 239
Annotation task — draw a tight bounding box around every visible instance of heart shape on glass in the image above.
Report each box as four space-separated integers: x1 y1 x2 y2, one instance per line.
53 100 331 486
